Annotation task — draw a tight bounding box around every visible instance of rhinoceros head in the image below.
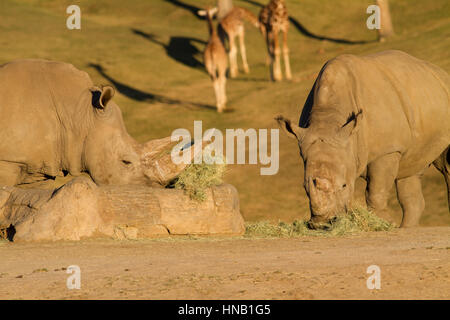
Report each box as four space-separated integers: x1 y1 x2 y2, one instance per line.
276 112 363 227
83 86 194 186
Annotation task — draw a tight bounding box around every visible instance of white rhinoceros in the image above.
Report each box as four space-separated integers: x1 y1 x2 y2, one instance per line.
0 59 193 187
277 50 449 228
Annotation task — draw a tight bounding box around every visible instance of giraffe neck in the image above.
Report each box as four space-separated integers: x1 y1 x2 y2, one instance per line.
206 12 216 36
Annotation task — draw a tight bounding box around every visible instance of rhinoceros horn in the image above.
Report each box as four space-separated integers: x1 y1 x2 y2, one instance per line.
140 136 207 186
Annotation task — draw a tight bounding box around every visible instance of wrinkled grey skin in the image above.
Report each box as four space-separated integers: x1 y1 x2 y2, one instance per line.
0 59 186 187
277 50 450 228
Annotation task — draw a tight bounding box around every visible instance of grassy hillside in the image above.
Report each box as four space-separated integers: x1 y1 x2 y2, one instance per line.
1 0 449 225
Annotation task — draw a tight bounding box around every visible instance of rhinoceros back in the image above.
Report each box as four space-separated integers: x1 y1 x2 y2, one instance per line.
0 59 94 177
357 51 449 174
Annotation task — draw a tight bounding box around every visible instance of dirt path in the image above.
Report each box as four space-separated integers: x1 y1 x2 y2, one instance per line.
1 227 449 300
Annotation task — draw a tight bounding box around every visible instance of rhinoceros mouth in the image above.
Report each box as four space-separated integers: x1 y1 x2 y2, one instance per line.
308 216 338 230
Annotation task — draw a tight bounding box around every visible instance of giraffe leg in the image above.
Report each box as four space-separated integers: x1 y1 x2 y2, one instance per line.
213 78 223 112
272 31 282 82
210 69 222 112
260 25 271 66
238 27 249 74
282 29 292 80
218 67 227 112
228 34 238 78
267 30 274 69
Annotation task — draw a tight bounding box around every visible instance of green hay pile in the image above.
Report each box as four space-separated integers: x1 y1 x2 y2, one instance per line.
174 155 226 201
245 207 394 238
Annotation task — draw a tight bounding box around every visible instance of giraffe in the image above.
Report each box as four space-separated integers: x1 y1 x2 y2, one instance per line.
198 7 228 112
219 7 260 78
259 0 292 81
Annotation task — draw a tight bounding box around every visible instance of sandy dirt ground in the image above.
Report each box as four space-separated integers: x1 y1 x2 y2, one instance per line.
0 227 449 300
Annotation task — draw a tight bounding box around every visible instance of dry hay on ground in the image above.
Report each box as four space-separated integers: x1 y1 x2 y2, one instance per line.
245 207 394 238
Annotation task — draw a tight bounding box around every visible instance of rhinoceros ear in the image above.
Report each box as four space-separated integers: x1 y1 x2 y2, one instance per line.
90 85 115 109
339 110 363 139
275 115 306 141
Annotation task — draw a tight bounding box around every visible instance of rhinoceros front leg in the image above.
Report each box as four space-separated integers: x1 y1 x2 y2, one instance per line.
396 174 425 227
365 153 401 223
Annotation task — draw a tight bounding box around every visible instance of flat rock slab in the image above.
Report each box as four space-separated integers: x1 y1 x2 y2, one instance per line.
0 177 245 242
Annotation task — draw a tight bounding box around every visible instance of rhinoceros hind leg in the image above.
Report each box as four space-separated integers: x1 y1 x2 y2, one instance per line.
433 146 450 212
365 153 401 224
0 161 23 186
396 175 425 228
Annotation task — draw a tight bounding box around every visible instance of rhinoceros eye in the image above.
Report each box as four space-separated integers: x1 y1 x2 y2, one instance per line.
342 184 347 189
121 160 132 166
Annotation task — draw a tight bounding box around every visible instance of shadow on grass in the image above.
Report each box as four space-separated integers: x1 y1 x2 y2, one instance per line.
87 63 215 110
131 29 205 71
242 0 373 45
164 0 203 19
